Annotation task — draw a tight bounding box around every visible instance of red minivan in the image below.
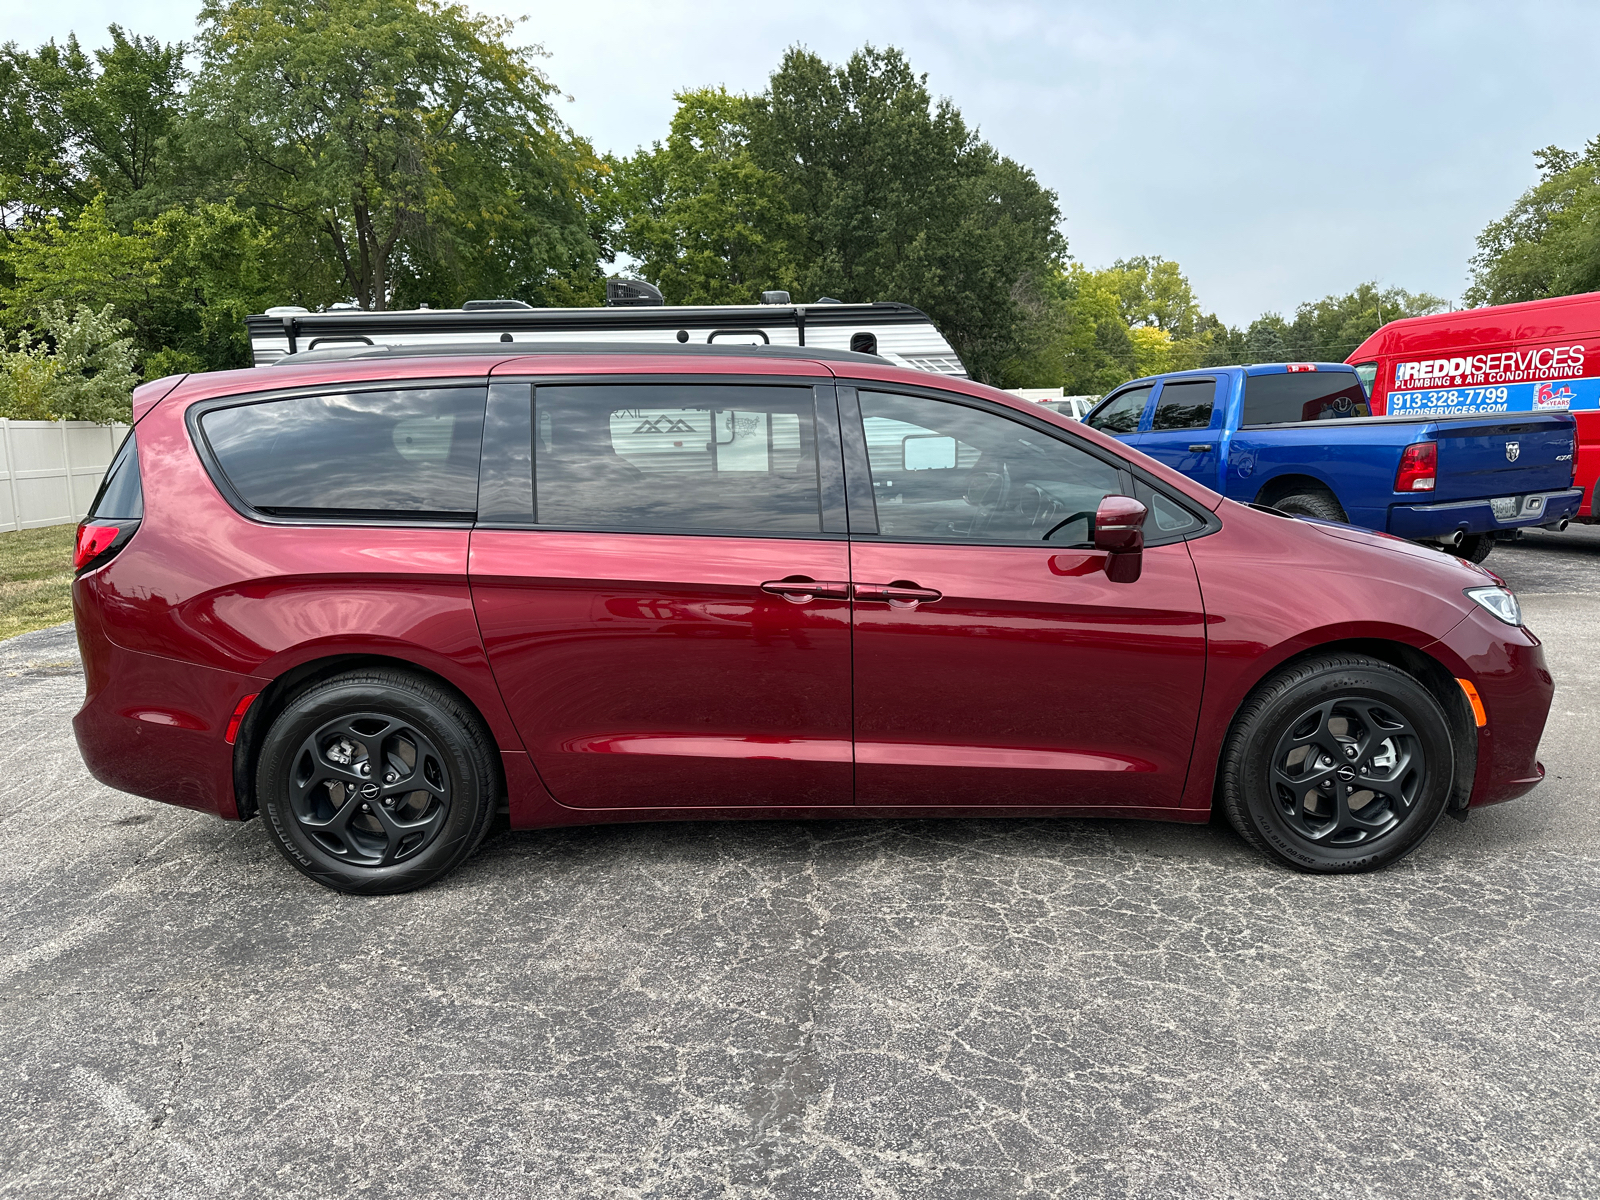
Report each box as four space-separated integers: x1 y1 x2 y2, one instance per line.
72 343 1553 893
1348 290 1600 522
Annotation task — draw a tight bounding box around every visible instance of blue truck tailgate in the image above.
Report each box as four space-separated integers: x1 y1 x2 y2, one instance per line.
1428 415 1576 502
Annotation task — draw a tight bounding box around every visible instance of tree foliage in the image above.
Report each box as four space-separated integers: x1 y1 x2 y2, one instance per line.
1467 139 1600 307
0 27 187 231
0 302 137 422
612 46 1065 384
188 0 602 310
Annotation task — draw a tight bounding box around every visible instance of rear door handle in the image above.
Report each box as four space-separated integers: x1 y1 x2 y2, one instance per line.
760 576 851 603
1189 443 1213 452
855 580 942 606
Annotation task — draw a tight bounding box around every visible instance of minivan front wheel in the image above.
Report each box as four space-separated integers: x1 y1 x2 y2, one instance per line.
1220 655 1454 873
257 670 498 894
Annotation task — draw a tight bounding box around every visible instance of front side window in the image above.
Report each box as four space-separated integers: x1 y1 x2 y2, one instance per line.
858 390 1125 547
1150 379 1217 431
200 387 485 518
534 384 822 534
1086 385 1153 434
1242 372 1371 425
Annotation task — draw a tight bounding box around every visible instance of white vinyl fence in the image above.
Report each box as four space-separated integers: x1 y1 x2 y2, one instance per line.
0 419 131 534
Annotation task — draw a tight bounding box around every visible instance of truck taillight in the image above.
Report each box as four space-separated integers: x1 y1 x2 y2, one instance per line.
1395 441 1437 492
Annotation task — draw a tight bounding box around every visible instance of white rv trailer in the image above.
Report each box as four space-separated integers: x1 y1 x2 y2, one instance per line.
244 289 968 376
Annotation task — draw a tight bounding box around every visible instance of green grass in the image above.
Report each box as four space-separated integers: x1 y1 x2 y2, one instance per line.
0 524 77 641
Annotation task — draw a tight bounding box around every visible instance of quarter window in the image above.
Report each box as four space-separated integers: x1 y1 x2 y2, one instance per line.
1150 380 1216 431
200 388 486 518
857 391 1124 547
534 384 822 534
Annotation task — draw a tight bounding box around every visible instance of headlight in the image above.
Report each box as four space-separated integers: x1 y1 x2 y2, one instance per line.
1465 585 1522 627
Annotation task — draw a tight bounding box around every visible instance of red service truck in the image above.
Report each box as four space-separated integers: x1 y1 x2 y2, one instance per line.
1347 291 1600 522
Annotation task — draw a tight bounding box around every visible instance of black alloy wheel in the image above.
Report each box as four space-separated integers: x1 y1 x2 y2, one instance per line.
1221 655 1454 873
1268 697 1424 846
288 712 452 867
257 669 498 894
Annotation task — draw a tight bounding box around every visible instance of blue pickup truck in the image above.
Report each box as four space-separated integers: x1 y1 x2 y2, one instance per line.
1081 363 1582 562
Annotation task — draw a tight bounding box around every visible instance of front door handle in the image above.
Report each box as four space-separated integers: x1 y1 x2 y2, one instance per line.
854 580 943 607
760 576 851 603
1188 443 1214 452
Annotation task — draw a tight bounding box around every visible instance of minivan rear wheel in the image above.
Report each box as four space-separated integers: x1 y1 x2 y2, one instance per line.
1219 655 1454 873
257 669 498 894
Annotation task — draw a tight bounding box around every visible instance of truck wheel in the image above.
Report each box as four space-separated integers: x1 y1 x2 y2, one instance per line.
1455 534 1494 563
1219 655 1454 873
257 669 500 894
1272 489 1347 523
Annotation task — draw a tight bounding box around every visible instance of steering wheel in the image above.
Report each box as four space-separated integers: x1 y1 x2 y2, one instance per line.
966 462 1013 537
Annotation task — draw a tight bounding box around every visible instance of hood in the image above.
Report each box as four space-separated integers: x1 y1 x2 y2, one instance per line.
1220 500 1499 594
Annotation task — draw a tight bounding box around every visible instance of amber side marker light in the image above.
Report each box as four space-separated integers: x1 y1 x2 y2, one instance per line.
1456 678 1488 728
225 693 260 744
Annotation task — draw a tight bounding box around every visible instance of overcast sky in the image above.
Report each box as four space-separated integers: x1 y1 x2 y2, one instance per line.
11 1 1600 325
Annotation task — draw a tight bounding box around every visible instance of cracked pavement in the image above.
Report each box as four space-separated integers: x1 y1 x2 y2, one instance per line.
2 528 1598 1198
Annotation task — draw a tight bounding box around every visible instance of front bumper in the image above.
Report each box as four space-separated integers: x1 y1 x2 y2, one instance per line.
1389 487 1583 539
1430 606 1555 808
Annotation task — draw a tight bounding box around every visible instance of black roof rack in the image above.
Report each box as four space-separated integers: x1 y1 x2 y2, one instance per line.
271 341 890 367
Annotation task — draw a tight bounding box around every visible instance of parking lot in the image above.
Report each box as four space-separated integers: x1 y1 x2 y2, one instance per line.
2 529 1597 1200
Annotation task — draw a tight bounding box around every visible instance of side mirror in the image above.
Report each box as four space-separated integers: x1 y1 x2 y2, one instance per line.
1094 495 1147 583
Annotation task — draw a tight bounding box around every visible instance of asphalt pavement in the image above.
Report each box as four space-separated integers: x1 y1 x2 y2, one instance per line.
2 530 1598 1199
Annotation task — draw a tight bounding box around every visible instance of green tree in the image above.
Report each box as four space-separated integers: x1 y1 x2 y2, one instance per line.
0 27 188 229
614 45 1065 383
609 88 798 305
0 302 137 422
755 46 1064 383
1467 139 1600 307
2 191 277 374
1283 281 1445 362
188 0 601 310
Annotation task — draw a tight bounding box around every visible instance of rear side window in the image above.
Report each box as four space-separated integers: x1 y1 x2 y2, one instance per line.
1086 385 1152 434
534 384 823 534
200 387 486 518
1150 380 1216 431
87 431 143 520
1242 373 1370 425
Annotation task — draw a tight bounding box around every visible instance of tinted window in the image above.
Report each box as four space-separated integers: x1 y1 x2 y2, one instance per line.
858 390 1124 547
534 384 821 534
1150 380 1216 431
87 431 143 520
1242 373 1370 425
1086 386 1152 434
201 388 485 517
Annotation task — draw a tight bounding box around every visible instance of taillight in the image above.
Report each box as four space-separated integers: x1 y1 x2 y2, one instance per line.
73 520 139 574
1395 441 1437 492
74 523 121 571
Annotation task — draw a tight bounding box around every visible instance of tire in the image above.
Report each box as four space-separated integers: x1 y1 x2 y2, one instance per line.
1271 489 1348 523
1219 655 1454 873
1455 534 1494 563
257 669 499 894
